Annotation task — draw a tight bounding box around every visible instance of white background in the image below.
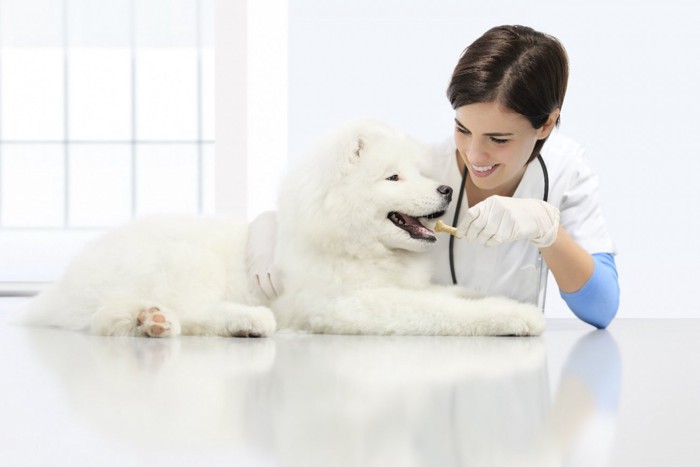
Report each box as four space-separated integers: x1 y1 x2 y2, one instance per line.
3 0 698 319
286 0 700 318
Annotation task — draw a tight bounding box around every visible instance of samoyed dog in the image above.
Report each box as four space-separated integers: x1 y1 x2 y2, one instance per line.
270 120 544 336
22 120 544 337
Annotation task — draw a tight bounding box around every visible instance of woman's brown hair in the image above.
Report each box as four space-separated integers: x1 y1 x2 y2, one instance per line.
447 25 569 161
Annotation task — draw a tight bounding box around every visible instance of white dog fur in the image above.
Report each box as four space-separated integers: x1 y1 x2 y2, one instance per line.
271 120 544 336
22 120 544 337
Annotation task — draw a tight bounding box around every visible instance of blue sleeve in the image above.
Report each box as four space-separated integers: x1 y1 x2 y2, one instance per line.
560 253 620 329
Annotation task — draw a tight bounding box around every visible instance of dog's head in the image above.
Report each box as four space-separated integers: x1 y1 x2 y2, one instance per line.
279 120 452 256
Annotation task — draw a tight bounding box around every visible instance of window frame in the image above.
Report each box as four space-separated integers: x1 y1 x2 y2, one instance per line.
0 0 288 295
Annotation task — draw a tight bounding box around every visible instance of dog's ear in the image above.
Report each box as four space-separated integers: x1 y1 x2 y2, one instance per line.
353 137 365 158
345 136 365 167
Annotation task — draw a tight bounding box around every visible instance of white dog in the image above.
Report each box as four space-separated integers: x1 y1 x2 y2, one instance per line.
270 120 544 336
22 120 544 337
21 216 275 337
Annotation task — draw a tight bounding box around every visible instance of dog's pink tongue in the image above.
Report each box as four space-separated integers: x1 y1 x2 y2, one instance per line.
402 215 433 237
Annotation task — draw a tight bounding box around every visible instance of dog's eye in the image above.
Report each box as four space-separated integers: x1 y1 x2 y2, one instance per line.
385 174 399 181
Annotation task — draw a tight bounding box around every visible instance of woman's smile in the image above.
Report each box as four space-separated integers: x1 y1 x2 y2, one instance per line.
470 162 500 177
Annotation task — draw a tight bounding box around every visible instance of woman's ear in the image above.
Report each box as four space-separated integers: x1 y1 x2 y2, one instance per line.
537 109 560 140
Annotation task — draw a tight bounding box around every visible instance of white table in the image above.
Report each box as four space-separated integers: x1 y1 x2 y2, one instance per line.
1 298 698 467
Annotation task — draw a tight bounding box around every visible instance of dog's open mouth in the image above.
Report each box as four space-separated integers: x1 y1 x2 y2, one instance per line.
388 210 445 242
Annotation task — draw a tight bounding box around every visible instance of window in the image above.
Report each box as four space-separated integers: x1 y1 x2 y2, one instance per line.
0 0 288 294
0 0 215 290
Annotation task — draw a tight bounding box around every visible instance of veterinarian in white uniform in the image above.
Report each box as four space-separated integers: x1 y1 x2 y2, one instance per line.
428 133 615 318
248 25 620 329
430 25 619 328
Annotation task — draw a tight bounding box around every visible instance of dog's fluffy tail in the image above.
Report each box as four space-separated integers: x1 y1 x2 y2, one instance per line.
16 283 82 330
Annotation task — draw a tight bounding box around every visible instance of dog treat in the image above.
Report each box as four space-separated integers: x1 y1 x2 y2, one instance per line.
434 220 458 236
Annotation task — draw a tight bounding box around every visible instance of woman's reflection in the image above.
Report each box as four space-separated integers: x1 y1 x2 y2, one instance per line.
245 331 621 467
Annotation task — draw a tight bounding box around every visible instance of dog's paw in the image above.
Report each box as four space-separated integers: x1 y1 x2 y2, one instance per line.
465 298 545 336
136 306 181 338
498 307 546 336
229 307 276 338
523 310 546 336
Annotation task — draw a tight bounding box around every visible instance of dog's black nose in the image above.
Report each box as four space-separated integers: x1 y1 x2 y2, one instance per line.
437 185 453 202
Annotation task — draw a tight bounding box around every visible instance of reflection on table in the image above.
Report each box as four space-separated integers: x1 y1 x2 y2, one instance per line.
26 328 621 466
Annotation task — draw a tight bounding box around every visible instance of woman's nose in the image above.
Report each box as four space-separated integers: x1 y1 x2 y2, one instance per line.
461 138 487 162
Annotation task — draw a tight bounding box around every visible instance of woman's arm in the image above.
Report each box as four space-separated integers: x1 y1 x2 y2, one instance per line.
540 226 594 293
542 230 619 328
559 253 619 329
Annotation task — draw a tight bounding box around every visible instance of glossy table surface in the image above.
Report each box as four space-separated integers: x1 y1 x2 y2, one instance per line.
1 298 698 467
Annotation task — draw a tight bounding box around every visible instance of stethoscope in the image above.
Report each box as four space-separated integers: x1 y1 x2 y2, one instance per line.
448 153 550 285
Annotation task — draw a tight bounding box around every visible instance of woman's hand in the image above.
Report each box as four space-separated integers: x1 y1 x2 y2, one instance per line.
246 211 284 301
456 196 560 248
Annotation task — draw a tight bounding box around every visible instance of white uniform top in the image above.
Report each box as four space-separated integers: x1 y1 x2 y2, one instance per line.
427 132 616 306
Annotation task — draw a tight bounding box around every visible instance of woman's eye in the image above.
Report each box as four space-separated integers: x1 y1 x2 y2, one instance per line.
386 174 399 181
456 126 470 135
491 137 509 144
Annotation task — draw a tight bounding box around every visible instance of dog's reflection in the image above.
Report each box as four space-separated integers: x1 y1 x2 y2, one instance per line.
25 328 276 452
27 329 620 466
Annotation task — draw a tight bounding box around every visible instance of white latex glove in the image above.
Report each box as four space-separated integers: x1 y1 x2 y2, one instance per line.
456 196 560 248
246 211 283 301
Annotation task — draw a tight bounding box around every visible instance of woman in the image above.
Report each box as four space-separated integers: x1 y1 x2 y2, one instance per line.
430 25 618 328
248 25 619 329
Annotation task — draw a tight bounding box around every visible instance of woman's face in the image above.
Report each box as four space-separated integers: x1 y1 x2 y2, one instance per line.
454 101 555 196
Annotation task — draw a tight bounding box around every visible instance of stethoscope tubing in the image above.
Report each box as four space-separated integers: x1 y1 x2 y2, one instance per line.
449 154 549 285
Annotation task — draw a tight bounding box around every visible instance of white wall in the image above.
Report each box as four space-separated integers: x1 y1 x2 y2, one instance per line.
215 0 288 221
287 0 700 318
